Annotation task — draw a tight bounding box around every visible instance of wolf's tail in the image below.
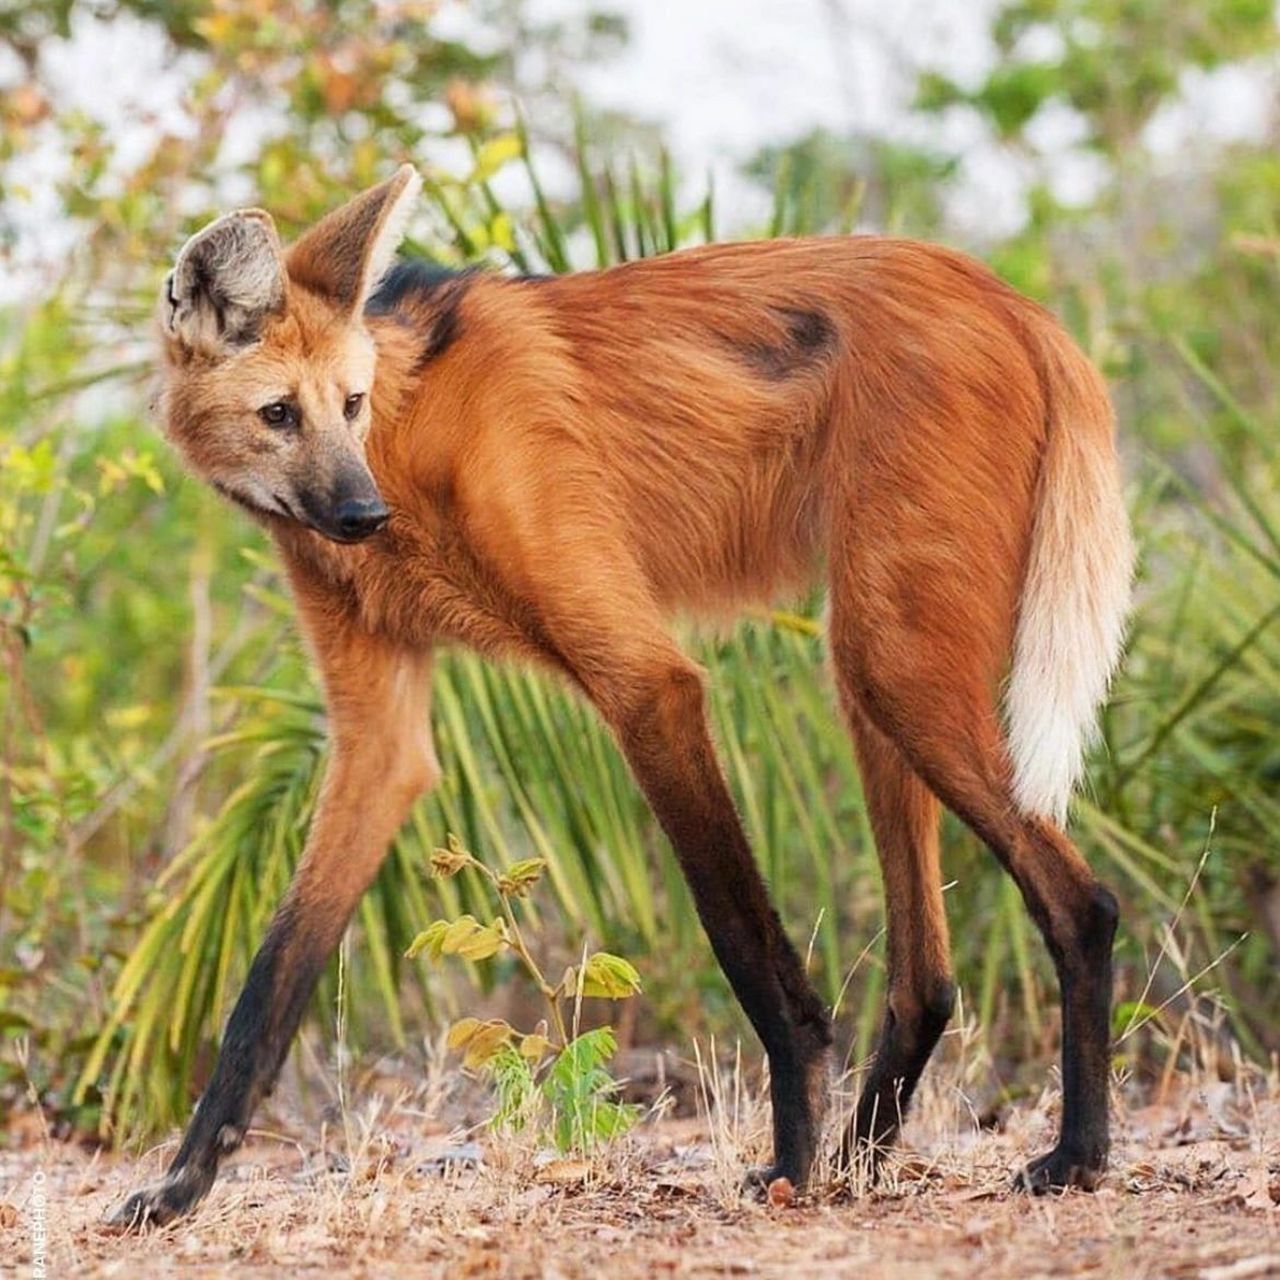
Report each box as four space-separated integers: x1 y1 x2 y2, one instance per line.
1005 322 1134 824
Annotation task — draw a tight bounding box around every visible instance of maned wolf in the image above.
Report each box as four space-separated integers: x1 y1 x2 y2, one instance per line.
113 165 1132 1227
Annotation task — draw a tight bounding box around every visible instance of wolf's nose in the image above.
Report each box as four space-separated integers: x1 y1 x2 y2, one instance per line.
333 496 390 541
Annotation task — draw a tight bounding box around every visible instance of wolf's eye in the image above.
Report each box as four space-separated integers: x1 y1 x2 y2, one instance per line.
343 392 365 421
259 401 296 429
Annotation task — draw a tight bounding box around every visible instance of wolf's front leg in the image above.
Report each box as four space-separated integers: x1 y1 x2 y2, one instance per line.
111 636 436 1230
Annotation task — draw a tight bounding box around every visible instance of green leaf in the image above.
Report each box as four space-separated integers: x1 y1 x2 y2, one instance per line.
405 919 450 961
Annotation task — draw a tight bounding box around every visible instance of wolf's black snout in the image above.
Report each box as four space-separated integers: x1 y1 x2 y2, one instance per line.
332 495 390 541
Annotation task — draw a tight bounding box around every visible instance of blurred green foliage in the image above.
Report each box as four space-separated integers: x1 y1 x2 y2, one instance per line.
1 0 1277 1141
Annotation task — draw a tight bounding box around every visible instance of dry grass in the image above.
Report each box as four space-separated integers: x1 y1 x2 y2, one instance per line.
2 1034 1278 1280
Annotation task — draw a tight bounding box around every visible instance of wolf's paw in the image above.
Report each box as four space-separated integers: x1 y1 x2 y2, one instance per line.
1012 1146 1104 1195
106 1168 212 1231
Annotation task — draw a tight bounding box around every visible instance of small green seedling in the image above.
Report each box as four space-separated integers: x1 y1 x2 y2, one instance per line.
407 835 643 1153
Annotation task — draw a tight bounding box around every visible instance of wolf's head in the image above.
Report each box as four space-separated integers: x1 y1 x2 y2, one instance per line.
156 165 421 543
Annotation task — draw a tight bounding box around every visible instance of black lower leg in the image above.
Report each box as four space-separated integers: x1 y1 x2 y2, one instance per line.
111 898 330 1227
837 701 952 1178
1016 881 1118 1192
938 798 1119 1194
847 978 956 1169
667 810 832 1185
705 897 832 1184
613 667 832 1185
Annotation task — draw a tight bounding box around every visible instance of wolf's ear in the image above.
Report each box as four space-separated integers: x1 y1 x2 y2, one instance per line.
286 164 422 316
163 209 287 356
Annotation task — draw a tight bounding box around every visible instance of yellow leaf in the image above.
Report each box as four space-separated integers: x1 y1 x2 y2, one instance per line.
470 132 522 182
446 1017 482 1050
454 922 505 961
105 704 152 730
490 211 516 254
580 952 643 999
440 915 482 955
519 1032 552 1061
461 1019 515 1068
193 12 235 44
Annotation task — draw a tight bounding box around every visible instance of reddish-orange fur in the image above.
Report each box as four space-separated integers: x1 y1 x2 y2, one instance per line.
291 240 1046 671
115 170 1130 1229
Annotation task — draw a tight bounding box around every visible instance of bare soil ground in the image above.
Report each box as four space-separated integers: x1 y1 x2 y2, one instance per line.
3 1060 1278 1279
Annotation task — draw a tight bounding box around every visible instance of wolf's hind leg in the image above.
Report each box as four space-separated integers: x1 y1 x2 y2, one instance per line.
833 700 954 1177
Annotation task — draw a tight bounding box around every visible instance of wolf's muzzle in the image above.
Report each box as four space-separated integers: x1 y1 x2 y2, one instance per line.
333 495 390 540
299 473 390 544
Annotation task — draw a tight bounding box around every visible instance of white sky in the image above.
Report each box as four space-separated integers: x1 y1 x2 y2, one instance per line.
531 0 1276 236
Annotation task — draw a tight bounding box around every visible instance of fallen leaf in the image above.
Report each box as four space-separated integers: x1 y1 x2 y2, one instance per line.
895 1156 939 1183
1235 1167 1280 1212
950 1186 1001 1203
535 1158 591 1185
